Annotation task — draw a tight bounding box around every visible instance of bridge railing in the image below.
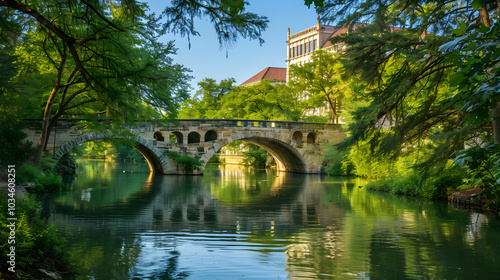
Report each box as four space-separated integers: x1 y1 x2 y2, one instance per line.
163 119 341 130
22 118 342 131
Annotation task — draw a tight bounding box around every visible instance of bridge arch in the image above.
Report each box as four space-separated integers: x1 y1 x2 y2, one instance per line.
169 131 183 144
205 130 217 142
200 134 309 173
53 132 165 173
188 132 201 144
307 132 317 144
292 131 303 143
154 131 165 142
241 137 308 173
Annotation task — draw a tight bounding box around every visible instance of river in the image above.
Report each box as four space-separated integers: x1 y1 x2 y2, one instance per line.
42 160 500 279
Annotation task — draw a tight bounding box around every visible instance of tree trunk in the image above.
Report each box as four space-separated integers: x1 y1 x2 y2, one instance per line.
493 101 500 144
42 114 61 152
33 87 59 165
32 46 67 165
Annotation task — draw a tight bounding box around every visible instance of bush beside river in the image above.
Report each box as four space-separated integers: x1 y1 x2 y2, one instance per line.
0 192 75 279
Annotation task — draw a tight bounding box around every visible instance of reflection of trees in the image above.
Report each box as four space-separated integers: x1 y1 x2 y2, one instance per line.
49 159 153 212
48 163 500 279
281 178 500 279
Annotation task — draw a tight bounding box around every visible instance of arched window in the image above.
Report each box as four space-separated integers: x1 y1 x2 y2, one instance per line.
169 132 183 144
292 131 303 143
154 131 164 142
188 132 201 144
205 130 217 142
307 132 317 144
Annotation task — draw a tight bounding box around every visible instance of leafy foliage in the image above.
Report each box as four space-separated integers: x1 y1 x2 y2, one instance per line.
160 0 269 49
367 164 465 199
289 50 348 124
454 144 500 206
168 151 204 174
242 147 268 167
179 78 302 121
0 117 35 168
55 153 78 178
323 147 354 176
315 0 500 206
178 78 236 119
221 81 302 120
0 195 75 279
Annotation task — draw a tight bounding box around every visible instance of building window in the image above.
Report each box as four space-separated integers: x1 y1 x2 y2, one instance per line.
305 42 309 53
313 40 317 51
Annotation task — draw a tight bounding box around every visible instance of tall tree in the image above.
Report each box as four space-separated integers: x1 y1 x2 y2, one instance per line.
220 80 302 121
0 0 269 165
317 0 496 159
178 78 235 119
289 50 347 124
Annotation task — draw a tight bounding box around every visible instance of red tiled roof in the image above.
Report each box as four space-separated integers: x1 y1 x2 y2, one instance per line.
240 67 287 86
321 22 368 49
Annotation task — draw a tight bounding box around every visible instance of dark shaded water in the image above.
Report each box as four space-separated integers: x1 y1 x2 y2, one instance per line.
44 160 500 279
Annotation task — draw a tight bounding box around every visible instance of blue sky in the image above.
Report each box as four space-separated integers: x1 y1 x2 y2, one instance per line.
147 1 319 94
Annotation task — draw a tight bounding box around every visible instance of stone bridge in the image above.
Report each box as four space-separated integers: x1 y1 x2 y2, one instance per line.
22 119 346 174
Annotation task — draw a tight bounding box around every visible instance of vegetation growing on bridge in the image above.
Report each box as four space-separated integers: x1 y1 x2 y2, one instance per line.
167 151 204 174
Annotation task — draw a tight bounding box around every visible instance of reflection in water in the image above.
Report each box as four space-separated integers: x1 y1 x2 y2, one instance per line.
43 161 500 280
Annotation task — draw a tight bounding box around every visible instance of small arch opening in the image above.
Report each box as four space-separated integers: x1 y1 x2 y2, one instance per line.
292 131 303 143
188 132 201 144
307 132 317 144
169 131 183 144
154 131 164 142
205 130 218 142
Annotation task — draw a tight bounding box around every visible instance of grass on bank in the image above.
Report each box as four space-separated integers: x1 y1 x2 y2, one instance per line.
366 165 466 199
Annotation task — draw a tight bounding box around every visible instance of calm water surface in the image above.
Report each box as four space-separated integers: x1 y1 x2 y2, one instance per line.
43 160 500 279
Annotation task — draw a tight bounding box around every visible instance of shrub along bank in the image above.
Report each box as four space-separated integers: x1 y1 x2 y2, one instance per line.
324 142 499 210
16 154 77 193
1 153 79 278
0 194 75 279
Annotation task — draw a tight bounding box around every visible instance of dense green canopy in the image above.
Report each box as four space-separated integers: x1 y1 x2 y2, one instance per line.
0 0 270 165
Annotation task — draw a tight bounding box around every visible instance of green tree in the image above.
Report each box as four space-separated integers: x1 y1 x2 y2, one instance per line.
315 0 500 202
1 0 270 166
2 0 193 165
289 50 347 124
220 80 302 120
314 1 468 161
242 147 268 167
178 78 235 119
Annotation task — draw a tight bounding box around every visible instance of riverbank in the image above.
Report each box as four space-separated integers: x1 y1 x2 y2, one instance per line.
449 188 500 214
0 181 27 197
0 180 75 280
